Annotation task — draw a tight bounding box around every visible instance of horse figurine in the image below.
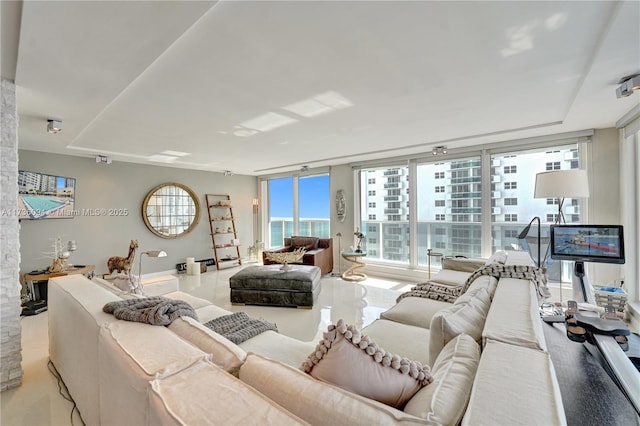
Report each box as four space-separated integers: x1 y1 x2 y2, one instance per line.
107 240 139 276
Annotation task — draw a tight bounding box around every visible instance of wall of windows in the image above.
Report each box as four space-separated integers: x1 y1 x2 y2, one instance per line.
356 141 584 270
266 174 330 248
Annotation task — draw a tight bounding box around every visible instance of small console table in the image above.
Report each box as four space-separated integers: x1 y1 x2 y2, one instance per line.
341 251 367 282
24 265 96 301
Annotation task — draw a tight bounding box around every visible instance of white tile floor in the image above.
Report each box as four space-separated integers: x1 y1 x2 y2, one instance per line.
1 266 415 425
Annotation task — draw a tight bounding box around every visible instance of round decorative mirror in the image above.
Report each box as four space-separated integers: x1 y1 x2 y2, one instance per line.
142 183 200 239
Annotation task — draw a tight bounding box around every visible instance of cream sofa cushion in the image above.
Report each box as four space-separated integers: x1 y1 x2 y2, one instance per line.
404 334 480 425
239 330 315 368
98 321 207 426
504 250 535 266
485 250 508 265
148 359 307 425
429 269 472 287
380 297 451 329
462 339 566 425
163 290 211 310
302 320 431 408
458 275 498 301
441 257 486 273
429 288 491 364
240 353 428 425
362 319 430 365
168 316 247 376
482 277 547 351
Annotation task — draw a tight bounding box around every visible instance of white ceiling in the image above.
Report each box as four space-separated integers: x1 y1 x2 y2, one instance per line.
7 1 640 176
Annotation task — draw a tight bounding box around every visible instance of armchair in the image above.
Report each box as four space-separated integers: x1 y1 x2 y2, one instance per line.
262 236 333 275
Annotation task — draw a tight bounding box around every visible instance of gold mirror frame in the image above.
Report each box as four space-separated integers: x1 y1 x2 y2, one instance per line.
142 183 201 239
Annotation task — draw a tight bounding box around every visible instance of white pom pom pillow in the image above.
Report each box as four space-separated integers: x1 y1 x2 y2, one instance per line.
301 319 433 409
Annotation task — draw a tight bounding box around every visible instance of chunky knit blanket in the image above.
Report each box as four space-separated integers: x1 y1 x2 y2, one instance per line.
461 263 550 303
397 263 550 304
204 312 278 344
103 297 198 325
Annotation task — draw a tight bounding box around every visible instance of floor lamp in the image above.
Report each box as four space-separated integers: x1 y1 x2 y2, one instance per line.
331 232 343 277
534 169 590 302
138 250 168 279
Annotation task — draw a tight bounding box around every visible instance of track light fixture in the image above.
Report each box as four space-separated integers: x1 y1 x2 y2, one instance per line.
95 155 112 164
616 73 640 98
300 165 309 172
47 119 62 134
432 146 448 156
223 170 233 176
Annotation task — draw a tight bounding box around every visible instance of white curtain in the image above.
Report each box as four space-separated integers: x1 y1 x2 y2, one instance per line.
620 121 640 305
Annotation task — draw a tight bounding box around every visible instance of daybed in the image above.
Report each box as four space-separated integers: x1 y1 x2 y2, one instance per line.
262 236 333 275
48 250 565 425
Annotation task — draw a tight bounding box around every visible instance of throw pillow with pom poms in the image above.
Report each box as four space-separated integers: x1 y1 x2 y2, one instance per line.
301 319 433 409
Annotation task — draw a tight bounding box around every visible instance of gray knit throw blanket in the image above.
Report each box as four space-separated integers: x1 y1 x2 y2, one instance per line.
204 312 278 344
461 263 551 303
103 297 198 326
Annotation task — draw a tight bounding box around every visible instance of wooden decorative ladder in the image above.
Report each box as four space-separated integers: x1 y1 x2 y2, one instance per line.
206 194 242 270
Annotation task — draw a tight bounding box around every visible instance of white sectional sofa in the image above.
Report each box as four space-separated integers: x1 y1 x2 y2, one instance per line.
48 251 566 425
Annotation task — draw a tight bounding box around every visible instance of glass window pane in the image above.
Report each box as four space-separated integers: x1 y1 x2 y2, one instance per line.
360 167 410 263
268 177 293 248
416 157 482 264
299 175 330 238
490 144 579 277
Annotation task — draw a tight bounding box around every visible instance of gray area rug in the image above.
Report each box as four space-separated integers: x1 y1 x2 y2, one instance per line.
542 322 639 425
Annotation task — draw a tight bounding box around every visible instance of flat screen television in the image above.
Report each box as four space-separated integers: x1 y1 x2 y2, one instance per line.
550 224 625 265
17 170 76 220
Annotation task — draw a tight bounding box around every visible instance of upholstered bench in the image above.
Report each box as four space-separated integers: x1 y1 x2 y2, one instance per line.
229 265 321 308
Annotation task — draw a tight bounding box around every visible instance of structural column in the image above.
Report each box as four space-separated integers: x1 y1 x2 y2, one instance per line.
1 78 23 390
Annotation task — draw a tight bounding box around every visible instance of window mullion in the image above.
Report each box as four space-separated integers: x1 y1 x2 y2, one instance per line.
409 160 418 268
293 176 299 235
481 149 492 257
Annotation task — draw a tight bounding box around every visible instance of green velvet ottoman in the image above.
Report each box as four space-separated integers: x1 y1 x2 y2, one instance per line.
229 265 321 308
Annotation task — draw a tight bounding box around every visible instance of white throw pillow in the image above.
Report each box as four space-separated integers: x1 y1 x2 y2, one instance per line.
301 319 433 409
429 288 491 364
485 250 508 265
404 334 480 424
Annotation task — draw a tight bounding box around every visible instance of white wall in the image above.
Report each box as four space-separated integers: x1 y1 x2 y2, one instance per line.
329 164 355 274
18 150 257 275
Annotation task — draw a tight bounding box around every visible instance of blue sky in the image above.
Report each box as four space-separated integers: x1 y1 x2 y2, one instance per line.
269 176 329 219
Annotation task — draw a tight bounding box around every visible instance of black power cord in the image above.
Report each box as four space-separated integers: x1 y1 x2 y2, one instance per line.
47 359 85 426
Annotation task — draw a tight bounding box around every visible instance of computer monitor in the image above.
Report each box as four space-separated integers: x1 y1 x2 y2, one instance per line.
550 225 625 303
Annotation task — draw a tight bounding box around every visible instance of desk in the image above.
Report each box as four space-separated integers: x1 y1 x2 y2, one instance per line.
24 265 95 301
341 252 367 282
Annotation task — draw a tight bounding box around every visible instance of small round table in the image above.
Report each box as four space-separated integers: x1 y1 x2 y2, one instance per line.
341 251 367 282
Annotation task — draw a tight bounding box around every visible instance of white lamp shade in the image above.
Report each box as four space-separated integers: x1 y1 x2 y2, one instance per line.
534 169 590 199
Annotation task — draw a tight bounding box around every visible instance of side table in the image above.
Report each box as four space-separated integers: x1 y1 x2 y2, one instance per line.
427 249 443 279
341 251 367 282
23 264 96 301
